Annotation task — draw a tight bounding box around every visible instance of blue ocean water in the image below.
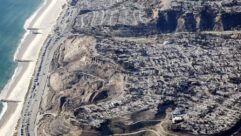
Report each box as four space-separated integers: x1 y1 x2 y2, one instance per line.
0 0 41 112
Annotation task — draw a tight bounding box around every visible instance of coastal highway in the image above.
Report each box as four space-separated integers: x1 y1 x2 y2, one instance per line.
19 33 66 136
17 1 81 135
19 36 52 136
18 0 70 135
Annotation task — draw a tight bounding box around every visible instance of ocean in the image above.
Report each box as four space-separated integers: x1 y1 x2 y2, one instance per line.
0 0 41 113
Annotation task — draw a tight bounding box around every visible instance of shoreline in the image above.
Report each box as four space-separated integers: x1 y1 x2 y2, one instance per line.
0 0 50 100
0 0 47 115
0 0 67 135
13 0 49 61
0 0 48 102
0 102 7 119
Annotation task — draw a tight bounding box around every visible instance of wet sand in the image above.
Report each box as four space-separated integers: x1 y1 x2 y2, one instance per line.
0 0 67 135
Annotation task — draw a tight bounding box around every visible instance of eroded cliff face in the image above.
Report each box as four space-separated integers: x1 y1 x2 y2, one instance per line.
37 0 241 136
157 1 241 32
71 0 241 36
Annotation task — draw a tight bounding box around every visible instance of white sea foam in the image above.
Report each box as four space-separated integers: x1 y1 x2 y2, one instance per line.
0 65 23 100
0 102 7 119
14 0 47 61
0 0 47 118
0 0 67 134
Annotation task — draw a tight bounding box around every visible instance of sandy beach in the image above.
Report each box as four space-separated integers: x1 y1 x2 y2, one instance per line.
0 0 67 135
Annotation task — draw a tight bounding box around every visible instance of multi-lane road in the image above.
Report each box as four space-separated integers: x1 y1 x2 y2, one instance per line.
18 32 66 136
18 3 82 135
